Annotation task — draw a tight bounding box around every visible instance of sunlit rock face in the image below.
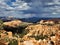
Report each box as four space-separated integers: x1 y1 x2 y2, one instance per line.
55 31 60 45
26 22 60 36
3 20 22 27
3 20 22 33
24 40 34 45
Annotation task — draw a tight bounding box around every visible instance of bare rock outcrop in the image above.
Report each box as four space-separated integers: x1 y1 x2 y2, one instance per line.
3 20 22 27
25 23 60 37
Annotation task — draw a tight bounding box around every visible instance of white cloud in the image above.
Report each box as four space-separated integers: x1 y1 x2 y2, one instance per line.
0 0 32 18
0 0 60 18
0 0 31 10
52 12 57 14
53 0 60 4
46 2 54 5
0 0 14 10
14 3 30 10
12 0 31 10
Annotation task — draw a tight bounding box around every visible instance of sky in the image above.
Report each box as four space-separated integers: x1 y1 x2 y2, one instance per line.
0 0 60 18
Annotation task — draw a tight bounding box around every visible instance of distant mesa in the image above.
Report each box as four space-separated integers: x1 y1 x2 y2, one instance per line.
39 20 55 25
0 16 20 22
39 18 60 24
8 16 14 19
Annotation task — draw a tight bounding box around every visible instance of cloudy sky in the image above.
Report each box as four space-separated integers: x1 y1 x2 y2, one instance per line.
0 0 60 18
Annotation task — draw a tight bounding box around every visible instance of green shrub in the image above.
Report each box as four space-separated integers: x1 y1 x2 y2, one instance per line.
9 39 18 45
29 34 48 40
0 20 4 30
